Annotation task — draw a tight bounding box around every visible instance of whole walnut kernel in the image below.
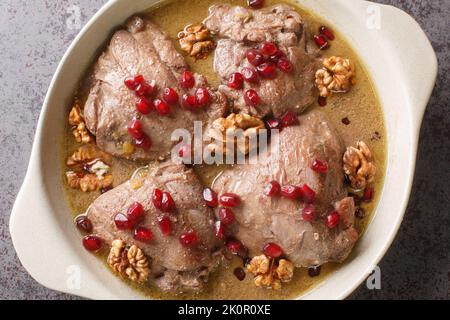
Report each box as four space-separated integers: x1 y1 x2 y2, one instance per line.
246 254 295 290
343 141 376 189
315 56 355 97
178 24 216 59
69 102 92 144
66 144 111 167
107 240 149 284
66 171 113 192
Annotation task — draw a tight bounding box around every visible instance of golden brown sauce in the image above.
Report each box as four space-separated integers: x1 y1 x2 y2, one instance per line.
63 0 386 299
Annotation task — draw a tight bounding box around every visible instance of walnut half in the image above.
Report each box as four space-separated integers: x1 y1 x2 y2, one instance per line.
107 239 149 284
315 56 355 98
69 102 92 144
343 141 376 189
246 254 294 290
66 171 113 192
178 24 216 59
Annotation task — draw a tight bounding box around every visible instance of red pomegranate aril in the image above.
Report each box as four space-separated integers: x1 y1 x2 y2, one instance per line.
264 180 281 197
75 215 93 233
300 184 316 204
314 35 329 50
158 216 172 236
127 118 143 139
135 80 156 97
127 202 145 224
264 117 282 130
281 185 302 200
280 111 299 127
154 98 171 116
82 235 102 252
135 134 152 151
227 73 244 90
219 193 241 207
180 70 195 88
203 187 218 207
234 267 246 281
114 213 133 230
226 239 243 254
134 75 145 84
161 192 175 212
308 266 321 277
214 221 225 240
182 94 199 111
311 159 328 173
218 207 235 226
302 205 317 222
246 48 265 67
318 96 327 106
263 242 283 258
241 67 259 83
257 62 277 79
244 89 261 107
260 42 278 56
162 87 179 105
362 187 374 202
268 50 286 63
247 0 264 9
319 26 335 41
195 87 210 106
135 97 153 115
153 188 163 210
124 77 138 90
326 211 340 228
179 230 198 247
134 227 154 243
277 58 294 73
179 144 191 159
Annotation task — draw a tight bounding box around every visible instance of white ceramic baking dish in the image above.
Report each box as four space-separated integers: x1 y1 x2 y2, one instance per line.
9 0 437 300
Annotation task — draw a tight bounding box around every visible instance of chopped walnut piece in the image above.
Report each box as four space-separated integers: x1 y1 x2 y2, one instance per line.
66 144 111 167
206 113 265 155
69 102 92 144
315 56 355 97
66 171 113 192
246 254 294 290
178 24 216 59
107 240 150 284
343 141 377 189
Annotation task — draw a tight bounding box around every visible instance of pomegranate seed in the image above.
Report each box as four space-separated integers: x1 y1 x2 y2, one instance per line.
82 235 102 252
234 267 246 281
280 185 302 200
153 188 163 210
227 73 244 90
195 87 210 106
161 192 175 212
134 227 154 243
244 89 261 107
203 188 218 207
264 181 281 197
260 42 278 56
135 80 156 97
362 187 374 202
308 266 321 277
126 202 144 224
127 118 143 139
124 77 138 90
326 211 340 228
182 94 200 111
214 221 225 240
135 134 152 151
300 184 316 204
264 117 282 130
246 48 265 66
241 67 259 83
218 207 235 226
114 213 133 230
318 96 327 106
226 239 243 254
134 75 145 84
277 58 294 73
314 35 329 50
219 193 241 207
180 70 195 88
280 111 299 127
75 215 93 233
268 50 286 63
179 230 198 247
154 98 171 116
257 62 277 79
311 160 328 173
355 207 366 219
263 242 283 258
179 144 191 159
158 216 172 236
162 87 179 105
319 26 335 41
135 97 153 115
302 205 317 222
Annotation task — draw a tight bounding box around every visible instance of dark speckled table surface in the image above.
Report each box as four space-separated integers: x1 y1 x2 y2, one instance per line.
0 0 448 300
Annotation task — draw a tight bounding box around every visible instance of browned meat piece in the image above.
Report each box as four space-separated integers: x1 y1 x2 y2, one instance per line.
84 16 227 161
86 161 221 292
204 4 321 117
212 111 358 267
